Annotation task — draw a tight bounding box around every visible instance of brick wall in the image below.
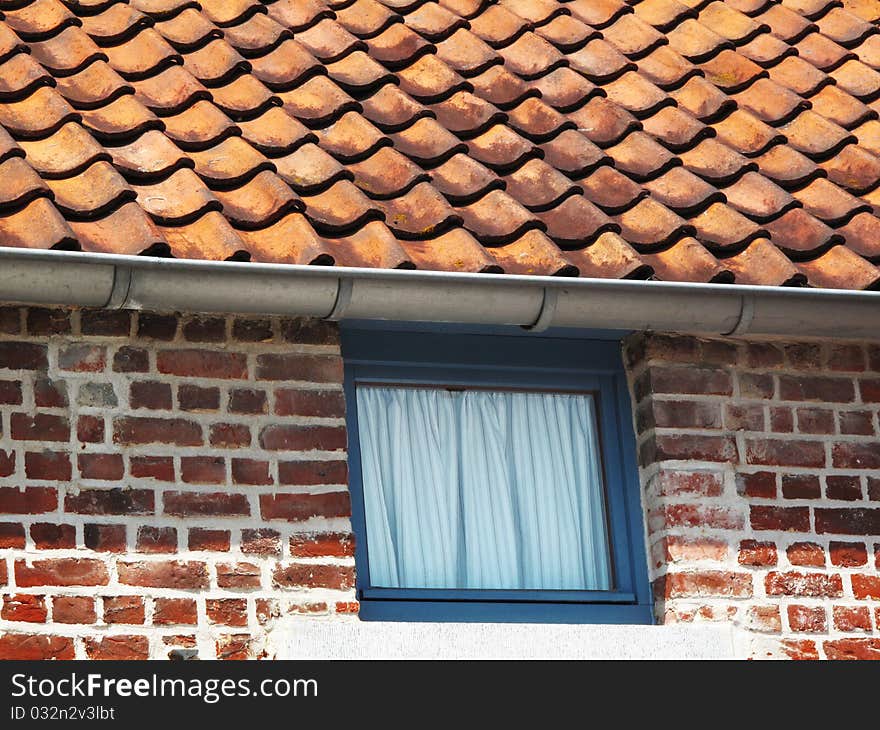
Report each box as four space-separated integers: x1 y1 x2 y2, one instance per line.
0 307 354 660
627 333 880 660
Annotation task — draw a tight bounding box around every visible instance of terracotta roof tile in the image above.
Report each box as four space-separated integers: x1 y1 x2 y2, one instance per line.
0 0 878 289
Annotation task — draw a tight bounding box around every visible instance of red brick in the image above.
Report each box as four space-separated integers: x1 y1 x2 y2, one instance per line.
66 488 153 515
11 413 69 442
872 478 880 501
163 491 250 517
260 491 351 521
256 353 342 382
828 345 866 372
154 598 197 625
280 318 338 345
113 346 149 373
27 308 70 335
746 342 784 368
649 434 738 463
778 375 855 403
0 449 14 477
740 372 774 399
652 470 725 498
736 471 776 499
816 508 880 535
278 460 348 486
662 571 753 598
833 605 871 632
832 442 880 469
232 317 272 342
33 377 67 407
117 561 208 589
823 639 880 660
78 453 124 480
0 342 47 370
15 558 108 587
769 407 794 433
826 475 862 501
658 535 728 565
114 417 202 446
85 635 149 660
228 388 267 414
830 541 867 567
750 506 810 532
273 563 355 590
83 524 127 552
206 598 247 626
738 540 777 567
137 313 177 340
0 633 74 660
839 410 874 435
787 605 826 632
648 366 733 396
137 526 177 553
651 504 743 531
181 456 225 484
30 522 75 549
182 316 225 342
129 381 172 410
241 528 281 556
0 306 19 334
275 389 345 417
232 458 271 485
783 638 820 661
258 424 347 451
745 439 825 468
103 596 145 625
335 601 359 614
157 349 247 379
58 344 105 372
851 574 880 600
256 598 280 624
2 594 47 622
0 523 25 548
0 487 57 514
651 400 722 429
747 605 782 633
53 595 96 624
130 456 174 481
188 528 230 552
0 379 22 404
216 634 251 660
209 422 251 448
24 450 71 480
765 571 843 597
76 415 104 443
179 384 220 411
787 542 825 567
291 532 355 558
781 474 821 499
80 309 131 336
860 378 880 403
723 403 763 431
217 562 261 589
796 407 835 434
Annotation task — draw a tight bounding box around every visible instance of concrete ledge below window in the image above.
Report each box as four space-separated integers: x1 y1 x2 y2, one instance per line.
267 618 736 660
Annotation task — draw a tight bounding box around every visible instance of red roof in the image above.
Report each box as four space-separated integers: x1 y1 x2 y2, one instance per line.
1 0 880 289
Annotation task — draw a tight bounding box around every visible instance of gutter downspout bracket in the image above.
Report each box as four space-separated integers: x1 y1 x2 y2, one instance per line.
722 294 755 337
523 287 559 333
105 265 132 310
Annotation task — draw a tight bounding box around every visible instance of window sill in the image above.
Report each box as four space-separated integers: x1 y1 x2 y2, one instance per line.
267 617 736 660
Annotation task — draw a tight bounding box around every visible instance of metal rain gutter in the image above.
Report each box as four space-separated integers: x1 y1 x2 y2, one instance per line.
0 248 877 340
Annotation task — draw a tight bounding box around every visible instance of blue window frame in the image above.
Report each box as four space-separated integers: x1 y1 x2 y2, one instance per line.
341 323 652 624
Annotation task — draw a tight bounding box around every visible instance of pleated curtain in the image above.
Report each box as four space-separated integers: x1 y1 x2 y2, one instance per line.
356 386 612 591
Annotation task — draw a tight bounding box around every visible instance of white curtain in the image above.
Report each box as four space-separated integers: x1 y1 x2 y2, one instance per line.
356 386 611 591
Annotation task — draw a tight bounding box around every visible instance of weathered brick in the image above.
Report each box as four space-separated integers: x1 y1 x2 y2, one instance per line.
0 342 47 370
66 488 153 515
136 526 177 553
228 388 267 414
662 571 753 599
0 523 25 548
832 442 880 469
824 639 880 660
137 313 177 340
738 540 777 567
163 491 250 517
279 318 338 345
157 349 247 379
256 354 342 382
278 460 348 486
747 605 781 633
15 558 109 587
217 562 261 589
2 594 47 622
80 310 131 336
232 317 273 342
154 598 197 625
206 598 247 626
53 595 96 624
750 506 810 532
259 424 346 451
796 407 835 434
241 528 281 556
209 422 251 448
787 605 826 632
765 572 843 597
787 542 825 568
0 634 74 660
735 471 776 499
829 541 867 567
103 596 145 625
58 344 105 372
781 474 821 499
76 415 104 443
290 532 355 558
182 316 225 342
84 635 149 660
778 375 855 403
30 522 75 549
816 508 880 535
78 453 124 480
83 524 127 552
745 439 825 468
273 563 355 590
188 528 230 552
851 574 880 600
113 346 149 372
117 561 208 589
0 379 22 404
260 491 350 521
833 606 871 632
839 410 874 435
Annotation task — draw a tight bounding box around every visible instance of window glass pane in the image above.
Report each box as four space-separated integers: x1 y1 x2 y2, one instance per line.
356 386 612 591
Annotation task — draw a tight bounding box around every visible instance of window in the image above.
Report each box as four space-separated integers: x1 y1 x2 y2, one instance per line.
342 325 652 623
